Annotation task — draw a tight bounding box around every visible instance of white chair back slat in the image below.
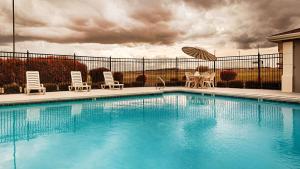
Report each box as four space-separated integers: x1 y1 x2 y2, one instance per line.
26 71 41 89
71 71 83 86
185 72 193 81
210 72 216 81
103 72 114 85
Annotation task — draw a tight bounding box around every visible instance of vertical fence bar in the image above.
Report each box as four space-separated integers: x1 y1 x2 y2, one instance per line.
258 52 261 88
73 53 76 70
142 57 145 86
109 56 112 71
26 50 29 71
175 57 178 86
213 60 216 86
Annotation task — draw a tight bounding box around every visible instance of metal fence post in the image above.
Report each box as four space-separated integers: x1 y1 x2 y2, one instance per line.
26 50 29 70
109 56 112 71
73 53 76 70
258 52 261 88
213 60 216 86
142 57 145 86
175 57 179 86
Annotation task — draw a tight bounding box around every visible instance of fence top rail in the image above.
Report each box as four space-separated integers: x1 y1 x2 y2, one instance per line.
0 51 282 61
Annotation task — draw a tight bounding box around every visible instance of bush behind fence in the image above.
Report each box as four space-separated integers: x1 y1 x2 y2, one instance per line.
0 51 282 93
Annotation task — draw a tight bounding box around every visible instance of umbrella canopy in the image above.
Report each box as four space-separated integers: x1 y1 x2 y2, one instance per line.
182 47 217 61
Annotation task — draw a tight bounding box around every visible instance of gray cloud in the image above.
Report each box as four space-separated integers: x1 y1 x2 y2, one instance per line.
0 0 299 50
182 0 241 9
230 0 300 49
0 0 181 45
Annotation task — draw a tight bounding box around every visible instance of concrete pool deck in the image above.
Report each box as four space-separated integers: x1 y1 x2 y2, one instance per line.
0 87 300 105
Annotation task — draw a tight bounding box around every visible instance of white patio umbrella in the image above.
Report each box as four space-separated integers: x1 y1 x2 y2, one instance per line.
182 47 217 61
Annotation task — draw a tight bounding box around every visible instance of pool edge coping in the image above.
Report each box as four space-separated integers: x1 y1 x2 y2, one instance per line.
0 88 300 106
164 88 300 104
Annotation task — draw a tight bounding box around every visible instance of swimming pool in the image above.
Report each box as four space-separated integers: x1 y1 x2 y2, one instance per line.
0 92 300 169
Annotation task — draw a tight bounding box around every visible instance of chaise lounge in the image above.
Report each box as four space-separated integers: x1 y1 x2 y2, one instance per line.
25 71 46 95
101 71 124 89
69 71 91 92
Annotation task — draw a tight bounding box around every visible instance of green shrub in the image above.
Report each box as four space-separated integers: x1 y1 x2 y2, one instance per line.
4 83 20 94
228 80 244 88
44 83 58 92
0 73 5 87
244 81 281 90
91 82 102 89
135 75 147 86
0 57 87 87
216 81 227 87
0 59 25 85
262 81 281 90
58 82 70 91
245 81 260 89
220 70 237 81
89 67 110 83
123 83 133 87
113 72 124 83
27 57 87 84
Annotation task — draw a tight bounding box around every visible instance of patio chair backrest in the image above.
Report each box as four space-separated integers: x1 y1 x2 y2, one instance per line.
209 72 216 81
185 72 193 81
71 71 83 86
202 72 211 79
26 71 41 89
103 71 114 85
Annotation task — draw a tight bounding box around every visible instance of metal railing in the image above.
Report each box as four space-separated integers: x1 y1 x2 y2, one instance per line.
0 51 282 91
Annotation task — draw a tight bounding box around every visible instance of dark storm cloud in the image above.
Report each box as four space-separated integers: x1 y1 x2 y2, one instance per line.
0 0 181 45
131 6 172 24
26 25 181 45
229 0 300 49
0 0 299 49
181 0 300 49
182 0 241 9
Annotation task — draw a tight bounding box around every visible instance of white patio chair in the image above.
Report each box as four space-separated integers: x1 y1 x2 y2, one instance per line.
155 76 165 90
69 71 91 92
25 71 46 95
101 71 124 89
185 72 194 88
203 72 216 88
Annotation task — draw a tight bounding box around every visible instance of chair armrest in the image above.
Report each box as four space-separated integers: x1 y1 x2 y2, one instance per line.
40 84 44 87
114 81 120 84
83 82 88 85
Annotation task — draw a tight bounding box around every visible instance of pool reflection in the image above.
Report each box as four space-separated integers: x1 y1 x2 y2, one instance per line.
0 93 300 169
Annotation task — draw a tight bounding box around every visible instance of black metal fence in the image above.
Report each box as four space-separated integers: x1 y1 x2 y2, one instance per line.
0 51 282 93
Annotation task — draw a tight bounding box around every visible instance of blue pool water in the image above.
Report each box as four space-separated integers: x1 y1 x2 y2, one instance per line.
1 92 300 169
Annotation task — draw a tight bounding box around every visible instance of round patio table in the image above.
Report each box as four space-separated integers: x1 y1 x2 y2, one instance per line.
189 75 206 88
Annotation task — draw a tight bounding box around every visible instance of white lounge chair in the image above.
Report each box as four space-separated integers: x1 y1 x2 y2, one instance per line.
101 71 124 89
185 72 194 88
25 71 46 95
203 72 215 88
69 71 91 92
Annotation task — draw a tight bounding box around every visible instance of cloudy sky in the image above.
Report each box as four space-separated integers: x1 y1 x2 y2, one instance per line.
0 0 299 58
